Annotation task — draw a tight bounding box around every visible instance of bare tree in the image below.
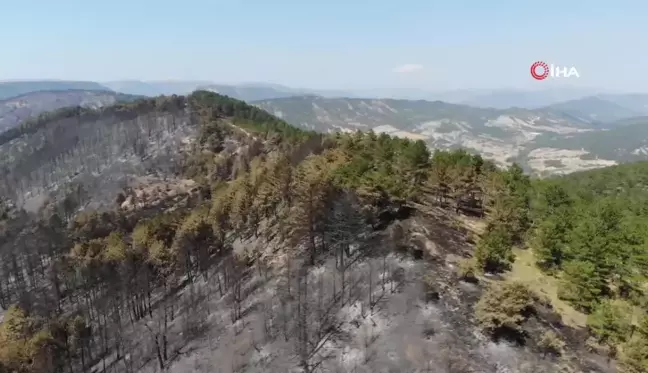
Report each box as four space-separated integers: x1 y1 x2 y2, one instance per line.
325 191 366 304
229 256 245 324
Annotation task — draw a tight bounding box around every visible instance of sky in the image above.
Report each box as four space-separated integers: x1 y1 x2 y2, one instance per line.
1 0 647 92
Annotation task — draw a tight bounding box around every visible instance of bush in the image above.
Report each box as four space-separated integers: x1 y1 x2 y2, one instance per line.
537 330 565 357
587 300 632 346
558 260 605 312
474 224 514 272
619 336 648 373
457 258 479 283
474 281 535 339
585 336 615 359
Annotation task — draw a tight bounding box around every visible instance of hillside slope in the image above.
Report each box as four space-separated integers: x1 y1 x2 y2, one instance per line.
518 117 648 176
0 93 630 373
0 90 141 133
598 93 648 115
0 95 199 213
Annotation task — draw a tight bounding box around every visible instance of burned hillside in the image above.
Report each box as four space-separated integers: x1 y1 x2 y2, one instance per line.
0 92 642 373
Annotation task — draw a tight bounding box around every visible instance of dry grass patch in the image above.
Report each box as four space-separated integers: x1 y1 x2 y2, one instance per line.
505 247 587 328
457 215 486 236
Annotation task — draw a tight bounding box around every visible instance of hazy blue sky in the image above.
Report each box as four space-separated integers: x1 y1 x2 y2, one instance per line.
2 0 645 91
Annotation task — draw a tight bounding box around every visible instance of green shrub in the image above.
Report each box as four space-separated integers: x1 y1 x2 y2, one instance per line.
474 224 514 272
475 281 535 338
587 300 632 346
558 260 605 312
619 336 648 373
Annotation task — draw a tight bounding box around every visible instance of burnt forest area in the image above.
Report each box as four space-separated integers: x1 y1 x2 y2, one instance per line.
0 92 647 373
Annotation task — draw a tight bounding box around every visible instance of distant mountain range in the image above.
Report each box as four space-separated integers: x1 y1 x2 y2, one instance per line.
99 81 606 109
101 80 212 97
0 80 111 100
541 96 648 125
254 95 648 175
3 80 648 176
198 83 321 101
455 87 599 109
3 79 648 113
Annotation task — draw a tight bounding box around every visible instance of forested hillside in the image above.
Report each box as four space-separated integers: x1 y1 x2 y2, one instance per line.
525 161 648 372
0 92 646 373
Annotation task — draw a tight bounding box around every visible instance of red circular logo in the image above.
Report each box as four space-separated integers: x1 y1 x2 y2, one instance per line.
530 61 549 80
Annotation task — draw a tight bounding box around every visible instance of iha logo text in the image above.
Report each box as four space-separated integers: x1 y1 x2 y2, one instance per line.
530 61 580 80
